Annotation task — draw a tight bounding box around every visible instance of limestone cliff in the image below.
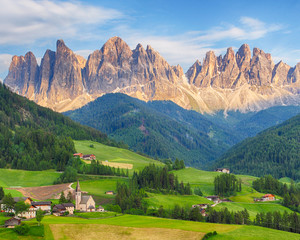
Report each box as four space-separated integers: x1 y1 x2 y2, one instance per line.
4 37 300 113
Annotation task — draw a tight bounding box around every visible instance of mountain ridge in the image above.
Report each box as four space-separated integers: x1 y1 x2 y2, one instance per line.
4 37 300 113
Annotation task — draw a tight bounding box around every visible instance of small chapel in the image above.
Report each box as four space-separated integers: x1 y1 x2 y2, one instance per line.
75 180 96 212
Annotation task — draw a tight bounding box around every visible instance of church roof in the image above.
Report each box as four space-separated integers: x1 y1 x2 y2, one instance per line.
80 195 91 204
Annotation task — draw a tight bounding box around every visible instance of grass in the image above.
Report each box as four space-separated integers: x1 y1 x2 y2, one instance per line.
145 192 213 209
0 169 60 188
74 211 120 219
76 177 128 205
74 140 164 172
39 215 300 239
214 202 294 219
173 168 259 199
1 214 298 239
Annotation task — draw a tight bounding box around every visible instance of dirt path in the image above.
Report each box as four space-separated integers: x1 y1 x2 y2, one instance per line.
8 183 73 200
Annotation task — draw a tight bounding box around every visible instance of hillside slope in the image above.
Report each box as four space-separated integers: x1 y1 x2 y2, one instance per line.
65 93 237 167
0 82 115 170
213 114 300 179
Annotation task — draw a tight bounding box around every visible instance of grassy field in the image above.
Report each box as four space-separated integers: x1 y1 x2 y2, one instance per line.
0 169 60 188
74 140 164 172
76 177 128 205
172 168 258 197
40 215 300 239
214 202 294 219
0 213 299 239
145 192 213 209
74 211 120 219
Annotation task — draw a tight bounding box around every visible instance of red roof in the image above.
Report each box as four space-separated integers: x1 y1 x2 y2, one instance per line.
263 194 275 198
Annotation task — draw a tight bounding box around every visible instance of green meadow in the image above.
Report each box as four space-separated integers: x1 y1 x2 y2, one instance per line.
214 202 294 219
1 215 299 240
172 168 258 197
145 192 213 209
74 140 165 172
0 169 60 188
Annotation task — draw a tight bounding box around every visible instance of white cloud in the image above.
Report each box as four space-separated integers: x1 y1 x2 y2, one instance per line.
0 54 13 72
0 54 13 80
0 0 123 44
115 16 282 69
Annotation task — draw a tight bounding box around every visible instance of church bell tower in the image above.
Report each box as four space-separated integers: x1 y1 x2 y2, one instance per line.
75 180 81 210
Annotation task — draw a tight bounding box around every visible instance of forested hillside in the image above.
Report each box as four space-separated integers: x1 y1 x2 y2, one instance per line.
0 83 115 171
65 93 235 167
213 114 300 179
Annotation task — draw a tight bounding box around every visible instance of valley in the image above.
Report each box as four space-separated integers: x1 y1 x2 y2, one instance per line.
0 140 299 239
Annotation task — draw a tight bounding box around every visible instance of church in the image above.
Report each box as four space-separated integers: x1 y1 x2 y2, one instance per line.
75 180 96 212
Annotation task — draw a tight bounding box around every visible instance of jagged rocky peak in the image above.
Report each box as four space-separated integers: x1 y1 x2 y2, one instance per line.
101 36 132 60
5 51 39 98
249 47 274 87
236 44 251 71
4 38 300 113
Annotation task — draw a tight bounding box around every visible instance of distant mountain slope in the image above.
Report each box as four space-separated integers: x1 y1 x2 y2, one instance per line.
0 82 115 171
204 105 300 139
65 93 238 167
212 114 300 179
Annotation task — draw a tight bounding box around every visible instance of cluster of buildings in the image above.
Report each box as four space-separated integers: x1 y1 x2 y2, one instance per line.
0 197 52 219
254 194 275 202
73 153 96 160
2 181 104 227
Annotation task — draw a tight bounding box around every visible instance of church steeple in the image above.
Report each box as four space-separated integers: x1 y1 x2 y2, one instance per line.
75 180 81 210
76 180 81 192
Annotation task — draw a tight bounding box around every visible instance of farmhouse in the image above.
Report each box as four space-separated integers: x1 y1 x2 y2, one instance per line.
75 180 96 212
105 191 114 195
97 206 105 212
215 168 230 174
192 204 209 209
31 201 52 212
0 197 52 219
4 217 21 228
53 203 75 216
73 153 83 158
206 196 220 203
82 154 96 160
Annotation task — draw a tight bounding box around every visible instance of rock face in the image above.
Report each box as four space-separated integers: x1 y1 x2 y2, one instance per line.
4 37 300 113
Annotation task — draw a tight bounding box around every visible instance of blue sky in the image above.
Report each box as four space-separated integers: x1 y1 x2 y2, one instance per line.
0 0 300 80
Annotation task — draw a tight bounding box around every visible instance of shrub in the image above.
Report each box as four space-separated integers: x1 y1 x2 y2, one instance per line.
202 231 217 239
14 223 30 235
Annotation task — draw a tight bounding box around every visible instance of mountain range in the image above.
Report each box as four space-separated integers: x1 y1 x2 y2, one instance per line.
4 37 300 113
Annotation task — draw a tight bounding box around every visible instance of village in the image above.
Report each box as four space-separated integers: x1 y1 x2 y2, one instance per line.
0 180 109 228
0 161 277 228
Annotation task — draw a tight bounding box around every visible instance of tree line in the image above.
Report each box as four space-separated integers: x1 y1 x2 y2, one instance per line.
131 164 192 195
252 175 300 212
214 174 242 197
254 211 300 234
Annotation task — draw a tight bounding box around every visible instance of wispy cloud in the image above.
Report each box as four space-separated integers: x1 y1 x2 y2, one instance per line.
0 54 13 74
0 0 123 44
117 16 283 69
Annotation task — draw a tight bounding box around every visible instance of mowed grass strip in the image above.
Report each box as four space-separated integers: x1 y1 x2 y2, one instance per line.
49 224 205 240
41 215 300 240
145 192 213 208
74 140 164 171
212 225 300 240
